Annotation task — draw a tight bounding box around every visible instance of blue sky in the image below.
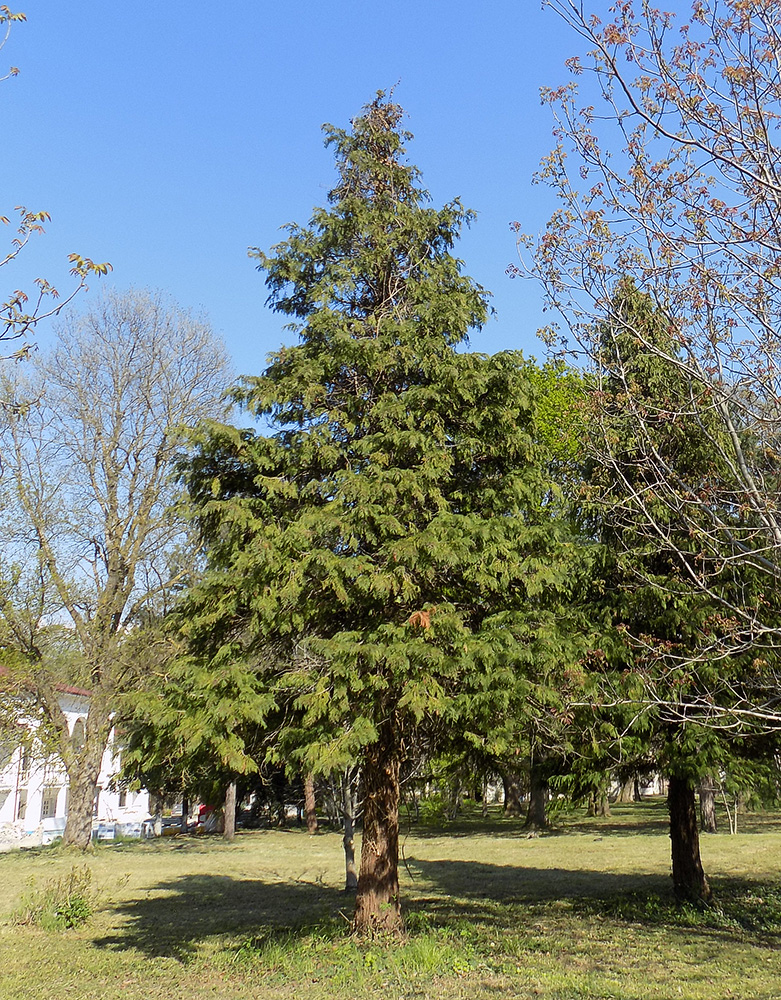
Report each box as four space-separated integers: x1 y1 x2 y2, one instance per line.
1 2 620 374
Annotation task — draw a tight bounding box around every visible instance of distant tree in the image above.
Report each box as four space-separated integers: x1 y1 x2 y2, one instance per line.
181 95 580 934
0 289 229 848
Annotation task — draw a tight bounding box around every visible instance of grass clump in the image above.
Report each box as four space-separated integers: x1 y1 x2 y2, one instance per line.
12 864 97 931
229 914 477 991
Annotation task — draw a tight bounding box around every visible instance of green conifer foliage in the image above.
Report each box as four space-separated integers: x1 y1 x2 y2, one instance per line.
182 95 576 933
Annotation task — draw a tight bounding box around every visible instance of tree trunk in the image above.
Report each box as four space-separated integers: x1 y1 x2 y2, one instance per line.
699 775 717 834
223 781 237 841
481 774 490 818
633 775 642 801
151 792 163 837
598 790 611 817
342 770 358 893
180 793 189 834
524 760 547 830
61 714 108 849
668 775 711 903
616 776 634 803
502 770 523 817
354 728 402 934
62 763 99 849
304 773 318 835
446 778 461 820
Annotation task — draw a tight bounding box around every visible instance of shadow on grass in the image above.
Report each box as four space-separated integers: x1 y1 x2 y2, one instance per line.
93 874 346 961
91 861 781 962
406 856 669 903
405 857 781 944
93 862 669 962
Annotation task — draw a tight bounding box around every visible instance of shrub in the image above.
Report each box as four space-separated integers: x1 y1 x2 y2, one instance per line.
12 864 97 930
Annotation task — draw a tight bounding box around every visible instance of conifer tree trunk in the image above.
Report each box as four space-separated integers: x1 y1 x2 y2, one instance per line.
223 781 237 841
502 770 524 817
668 775 711 903
524 755 548 830
699 775 717 834
354 725 402 934
304 773 318 835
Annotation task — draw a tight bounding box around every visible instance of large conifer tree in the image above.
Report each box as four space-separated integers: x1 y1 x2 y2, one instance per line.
182 95 576 933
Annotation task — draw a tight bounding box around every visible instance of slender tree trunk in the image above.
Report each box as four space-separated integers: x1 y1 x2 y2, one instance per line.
180 793 189 834
633 775 642 802
354 727 402 934
699 775 717 834
586 790 597 817
304 773 318 835
668 775 711 903
446 778 462 820
481 774 490 818
342 770 358 893
502 770 523 818
151 792 163 837
524 757 547 830
223 781 237 841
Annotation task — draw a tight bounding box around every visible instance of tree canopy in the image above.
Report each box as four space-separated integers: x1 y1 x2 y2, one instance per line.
0 289 230 847
525 0 781 726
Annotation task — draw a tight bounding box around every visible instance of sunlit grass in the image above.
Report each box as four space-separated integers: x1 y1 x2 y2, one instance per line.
1 801 780 999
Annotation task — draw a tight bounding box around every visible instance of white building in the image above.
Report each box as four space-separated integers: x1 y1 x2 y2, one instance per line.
0 682 149 848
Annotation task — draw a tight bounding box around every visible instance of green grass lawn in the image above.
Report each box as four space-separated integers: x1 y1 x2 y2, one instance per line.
1 801 780 1000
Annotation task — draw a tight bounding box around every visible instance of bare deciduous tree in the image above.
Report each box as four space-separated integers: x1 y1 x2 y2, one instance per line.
519 0 781 726
0 288 230 847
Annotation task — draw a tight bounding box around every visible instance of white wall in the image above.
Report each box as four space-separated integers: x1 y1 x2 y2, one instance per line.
0 690 148 840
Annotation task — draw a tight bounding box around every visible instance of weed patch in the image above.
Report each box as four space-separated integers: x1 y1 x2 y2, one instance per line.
11 864 98 931
229 914 479 990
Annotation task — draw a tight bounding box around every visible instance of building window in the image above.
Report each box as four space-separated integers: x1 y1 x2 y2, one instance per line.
118 789 127 808
40 786 60 820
